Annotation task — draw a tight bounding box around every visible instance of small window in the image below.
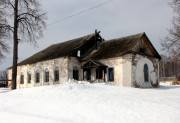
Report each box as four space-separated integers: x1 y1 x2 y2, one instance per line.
45 69 49 82
144 64 149 82
96 68 103 79
36 70 40 83
28 72 31 83
54 68 59 82
77 50 81 57
140 48 145 54
20 73 24 84
108 67 114 82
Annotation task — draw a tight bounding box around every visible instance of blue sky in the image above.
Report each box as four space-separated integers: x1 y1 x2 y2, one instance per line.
0 0 172 70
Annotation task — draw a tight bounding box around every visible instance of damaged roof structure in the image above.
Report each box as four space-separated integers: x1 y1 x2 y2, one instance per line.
18 33 97 66
17 32 161 66
83 32 161 60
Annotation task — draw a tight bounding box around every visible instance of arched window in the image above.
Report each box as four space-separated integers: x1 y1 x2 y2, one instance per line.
35 70 40 83
45 69 49 82
27 72 31 83
20 73 24 84
144 64 149 82
54 67 59 82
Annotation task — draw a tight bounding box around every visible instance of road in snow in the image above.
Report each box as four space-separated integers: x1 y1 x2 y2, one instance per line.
0 82 180 123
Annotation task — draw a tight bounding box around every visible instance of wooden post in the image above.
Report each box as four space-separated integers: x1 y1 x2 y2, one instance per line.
83 69 84 80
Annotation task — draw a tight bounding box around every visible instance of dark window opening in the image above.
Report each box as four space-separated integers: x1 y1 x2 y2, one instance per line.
28 73 31 83
108 68 114 82
96 68 103 79
139 48 145 54
54 69 59 81
20 74 24 84
73 70 79 80
36 71 40 83
144 64 149 82
45 70 49 82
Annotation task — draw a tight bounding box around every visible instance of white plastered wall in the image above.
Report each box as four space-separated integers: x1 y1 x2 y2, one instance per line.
68 57 83 81
121 54 133 87
132 54 159 88
99 56 124 86
7 57 69 89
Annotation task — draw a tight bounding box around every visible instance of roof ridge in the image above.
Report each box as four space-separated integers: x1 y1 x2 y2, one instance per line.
105 32 145 43
51 33 95 46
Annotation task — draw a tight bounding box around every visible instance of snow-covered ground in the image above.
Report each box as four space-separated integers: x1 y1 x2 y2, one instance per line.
0 82 180 123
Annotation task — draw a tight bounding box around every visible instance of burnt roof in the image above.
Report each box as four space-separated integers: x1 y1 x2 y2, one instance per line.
17 33 96 66
83 32 161 60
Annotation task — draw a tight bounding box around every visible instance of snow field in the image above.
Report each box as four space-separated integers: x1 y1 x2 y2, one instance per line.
0 82 180 123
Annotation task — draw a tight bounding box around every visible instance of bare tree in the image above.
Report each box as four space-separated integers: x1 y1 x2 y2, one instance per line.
0 70 8 86
0 4 9 59
159 55 180 78
0 0 47 89
161 0 180 58
0 29 9 59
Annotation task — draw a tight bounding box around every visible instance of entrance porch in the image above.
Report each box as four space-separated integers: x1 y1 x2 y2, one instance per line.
82 60 107 83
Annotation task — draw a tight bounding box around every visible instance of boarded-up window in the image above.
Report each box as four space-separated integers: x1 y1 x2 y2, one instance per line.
54 68 59 82
108 68 114 82
144 64 149 82
20 73 24 84
45 69 49 82
36 70 40 83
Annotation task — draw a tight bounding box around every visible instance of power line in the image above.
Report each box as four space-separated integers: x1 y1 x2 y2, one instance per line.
47 0 114 26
